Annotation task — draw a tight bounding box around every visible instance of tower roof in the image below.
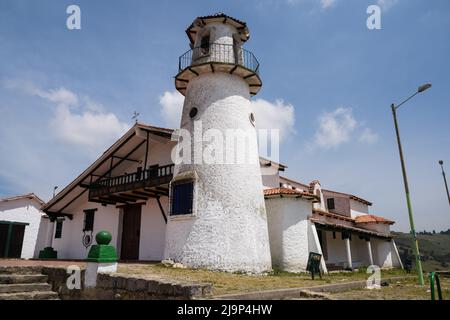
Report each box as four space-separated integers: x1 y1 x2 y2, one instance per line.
185 13 250 44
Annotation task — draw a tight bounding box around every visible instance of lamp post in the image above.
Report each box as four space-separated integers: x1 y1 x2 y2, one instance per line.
391 83 431 286
438 160 450 206
53 186 58 198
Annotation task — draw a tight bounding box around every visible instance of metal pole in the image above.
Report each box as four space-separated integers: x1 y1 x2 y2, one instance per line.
391 103 424 285
439 161 450 206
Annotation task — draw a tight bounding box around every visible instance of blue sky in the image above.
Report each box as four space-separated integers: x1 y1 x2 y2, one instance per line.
0 0 449 232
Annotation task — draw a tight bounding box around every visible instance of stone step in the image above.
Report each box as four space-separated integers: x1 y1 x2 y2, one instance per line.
0 290 59 300
0 266 43 275
0 274 48 284
0 282 52 293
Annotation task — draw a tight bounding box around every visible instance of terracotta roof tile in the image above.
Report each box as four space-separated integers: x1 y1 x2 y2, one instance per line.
312 208 355 222
264 188 318 200
0 193 45 206
355 214 395 225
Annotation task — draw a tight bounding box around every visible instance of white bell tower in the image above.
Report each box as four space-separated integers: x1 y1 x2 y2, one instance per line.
164 13 271 273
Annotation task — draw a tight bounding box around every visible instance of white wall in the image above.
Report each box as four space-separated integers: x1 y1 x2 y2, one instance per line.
322 231 348 266
266 197 312 272
53 201 121 260
372 238 402 268
261 165 279 189
349 199 369 218
139 197 168 261
0 198 45 259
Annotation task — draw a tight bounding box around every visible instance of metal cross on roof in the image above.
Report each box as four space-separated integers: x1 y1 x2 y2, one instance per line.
132 111 140 123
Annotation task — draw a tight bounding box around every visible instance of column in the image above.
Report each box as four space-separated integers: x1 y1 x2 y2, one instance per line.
366 238 374 266
344 235 353 270
46 219 55 248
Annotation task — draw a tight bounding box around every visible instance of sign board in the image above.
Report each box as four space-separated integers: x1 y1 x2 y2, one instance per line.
306 252 322 280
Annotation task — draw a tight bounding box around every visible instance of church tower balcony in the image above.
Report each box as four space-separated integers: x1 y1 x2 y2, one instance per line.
175 13 262 96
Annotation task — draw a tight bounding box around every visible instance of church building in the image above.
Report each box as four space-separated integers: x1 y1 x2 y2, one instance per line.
40 14 402 273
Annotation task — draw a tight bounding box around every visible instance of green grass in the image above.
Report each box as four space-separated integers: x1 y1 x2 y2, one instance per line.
328 276 450 300
117 263 409 296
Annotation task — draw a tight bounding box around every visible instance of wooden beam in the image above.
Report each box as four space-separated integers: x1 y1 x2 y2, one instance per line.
112 156 141 163
188 67 199 76
143 131 149 171
244 73 256 79
229 65 238 74
132 190 159 198
156 197 167 224
102 195 135 203
89 198 116 206
143 188 168 196
119 193 148 200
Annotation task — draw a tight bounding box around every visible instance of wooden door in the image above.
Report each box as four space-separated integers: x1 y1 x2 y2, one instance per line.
0 224 8 258
9 225 25 258
120 204 142 260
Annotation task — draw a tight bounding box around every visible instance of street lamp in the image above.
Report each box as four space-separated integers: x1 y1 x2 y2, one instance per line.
438 160 450 206
391 83 431 286
53 186 58 198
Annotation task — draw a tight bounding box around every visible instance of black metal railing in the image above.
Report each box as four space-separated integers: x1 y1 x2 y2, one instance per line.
89 164 174 198
178 43 259 74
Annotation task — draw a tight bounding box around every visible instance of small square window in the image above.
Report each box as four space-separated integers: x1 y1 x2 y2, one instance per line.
83 209 97 232
170 181 194 215
327 198 335 210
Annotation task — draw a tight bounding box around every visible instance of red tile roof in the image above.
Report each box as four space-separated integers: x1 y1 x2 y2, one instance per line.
264 188 318 200
355 214 395 225
312 208 355 222
0 193 45 206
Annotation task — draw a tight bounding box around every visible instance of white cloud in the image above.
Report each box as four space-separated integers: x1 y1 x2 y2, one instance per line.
49 105 129 150
377 0 399 11
359 127 379 144
251 99 296 141
159 90 184 128
314 107 356 149
5 81 129 151
158 91 296 142
313 107 378 150
4 80 78 107
286 0 336 9
320 0 335 9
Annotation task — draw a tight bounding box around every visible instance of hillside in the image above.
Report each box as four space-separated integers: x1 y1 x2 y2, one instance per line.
393 231 450 272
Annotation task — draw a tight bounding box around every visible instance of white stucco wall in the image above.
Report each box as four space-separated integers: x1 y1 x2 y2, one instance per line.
139 197 168 261
349 236 372 267
52 196 169 261
349 199 369 218
322 231 348 266
265 197 312 272
261 165 279 189
371 238 402 268
52 202 121 260
0 198 46 259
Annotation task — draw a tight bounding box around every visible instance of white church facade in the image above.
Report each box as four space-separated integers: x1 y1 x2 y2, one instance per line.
39 14 402 273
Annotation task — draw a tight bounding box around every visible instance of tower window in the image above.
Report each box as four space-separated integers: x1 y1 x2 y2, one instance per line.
189 107 198 119
200 35 210 54
55 220 63 239
170 181 194 215
327 198 335 210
